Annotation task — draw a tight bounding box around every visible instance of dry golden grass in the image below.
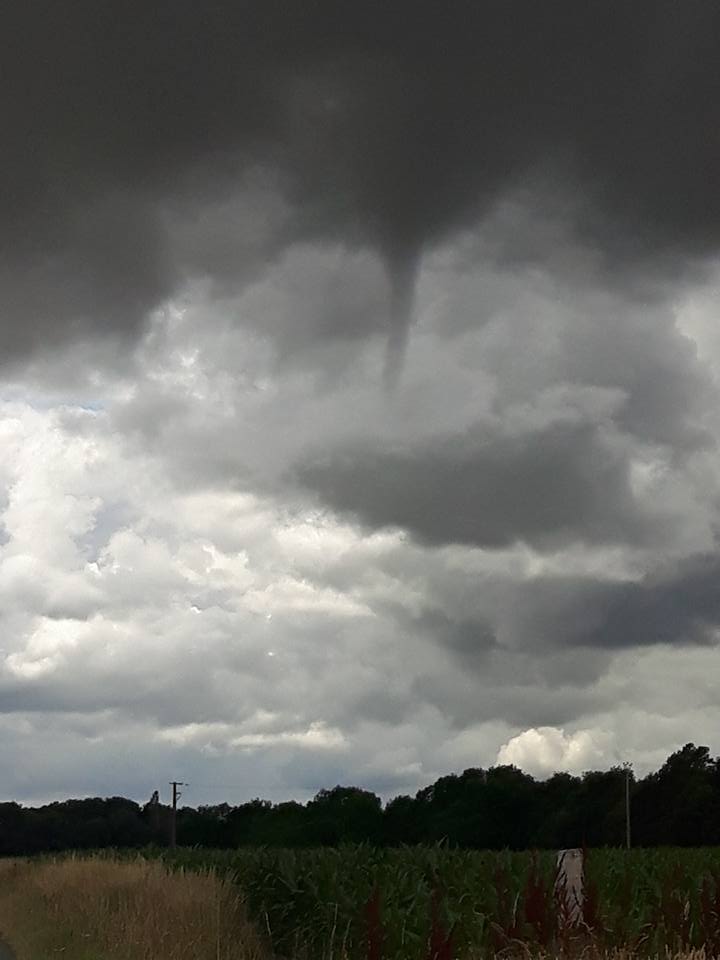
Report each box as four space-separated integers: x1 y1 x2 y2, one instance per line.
0 856 270 960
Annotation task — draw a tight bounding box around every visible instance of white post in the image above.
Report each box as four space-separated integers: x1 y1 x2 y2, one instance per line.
556 848 583 926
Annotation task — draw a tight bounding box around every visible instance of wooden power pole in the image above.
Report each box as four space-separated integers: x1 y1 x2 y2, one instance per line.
170 781 186 850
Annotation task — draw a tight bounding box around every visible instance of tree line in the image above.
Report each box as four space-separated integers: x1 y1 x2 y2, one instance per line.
1 743 718 855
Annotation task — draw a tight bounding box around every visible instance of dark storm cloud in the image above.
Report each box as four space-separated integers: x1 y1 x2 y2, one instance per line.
579 552 720 649
503 552 720 652
411 667 608 731
416 611 497 668
386 552 720 728
3 0 720 364
296 421 654 550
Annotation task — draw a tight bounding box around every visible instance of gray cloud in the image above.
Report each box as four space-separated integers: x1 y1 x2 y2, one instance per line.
498 552 720 654
297 421 656 550
575 552 720 649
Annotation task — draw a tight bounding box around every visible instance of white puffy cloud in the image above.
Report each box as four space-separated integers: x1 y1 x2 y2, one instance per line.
497 727 616 778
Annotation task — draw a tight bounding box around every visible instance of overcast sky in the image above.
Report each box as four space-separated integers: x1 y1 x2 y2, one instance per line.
3 1 720 807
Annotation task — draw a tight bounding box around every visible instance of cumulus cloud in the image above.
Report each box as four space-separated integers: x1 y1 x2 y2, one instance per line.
2 371 720 804
497 727 616 778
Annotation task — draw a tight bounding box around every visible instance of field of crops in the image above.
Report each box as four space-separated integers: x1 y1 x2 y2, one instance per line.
158 845 720 959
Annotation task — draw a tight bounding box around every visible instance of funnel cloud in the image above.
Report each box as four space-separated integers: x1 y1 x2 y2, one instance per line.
3 1 720 363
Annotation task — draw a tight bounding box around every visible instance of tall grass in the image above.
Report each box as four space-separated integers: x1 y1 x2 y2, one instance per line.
0 856 269 960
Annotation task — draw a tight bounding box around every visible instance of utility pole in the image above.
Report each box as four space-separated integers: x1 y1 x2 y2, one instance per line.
623 763 632 850
170 781 186 850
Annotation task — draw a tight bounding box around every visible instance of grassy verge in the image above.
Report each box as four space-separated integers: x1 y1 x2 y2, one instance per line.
0 856 269 960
